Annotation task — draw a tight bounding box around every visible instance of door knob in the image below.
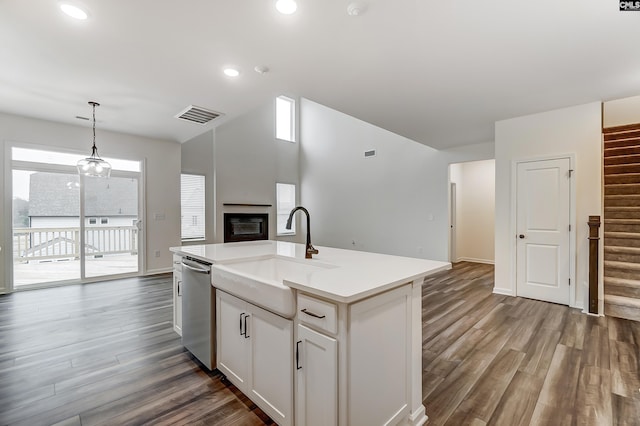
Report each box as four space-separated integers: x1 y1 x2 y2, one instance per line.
519 234 525 239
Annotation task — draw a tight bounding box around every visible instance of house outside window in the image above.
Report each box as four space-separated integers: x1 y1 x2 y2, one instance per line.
277 183 296 236
181 174 206 241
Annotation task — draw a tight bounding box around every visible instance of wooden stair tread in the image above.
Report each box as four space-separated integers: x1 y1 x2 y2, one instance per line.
604 156 640 166
604 148 640 158
604 276 640 287
604 294 640 308
604 232 640 239
603 123 640 134
604 183 640 188
603 138 640 149
605 206 640 211
605 219 640 224
604 194 640 199
605 246 640 254
604 260 640 271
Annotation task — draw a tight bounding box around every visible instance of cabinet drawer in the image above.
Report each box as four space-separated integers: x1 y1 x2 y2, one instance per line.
297 293 337 335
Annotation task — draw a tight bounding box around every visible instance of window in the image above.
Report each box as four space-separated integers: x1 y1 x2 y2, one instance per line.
181 174 206 240
89 218 97 225
100 218 108 225
12 147 141 172
276 96 295 142
276 183 296 235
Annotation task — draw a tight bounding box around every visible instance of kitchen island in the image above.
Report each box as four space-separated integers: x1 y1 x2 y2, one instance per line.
170 240 450 426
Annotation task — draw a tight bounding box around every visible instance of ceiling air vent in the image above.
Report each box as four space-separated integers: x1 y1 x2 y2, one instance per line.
175 105 222 125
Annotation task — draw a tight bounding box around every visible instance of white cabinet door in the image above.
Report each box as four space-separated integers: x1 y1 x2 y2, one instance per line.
296 324 337 426
250 306 293 426
173 271 183 335
216 291 249 391
217 290 294 425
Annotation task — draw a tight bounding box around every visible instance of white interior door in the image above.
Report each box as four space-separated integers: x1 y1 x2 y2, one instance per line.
516 158 571 305
450 182 457 262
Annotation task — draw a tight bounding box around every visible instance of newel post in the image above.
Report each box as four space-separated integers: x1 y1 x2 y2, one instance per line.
587 216 601 314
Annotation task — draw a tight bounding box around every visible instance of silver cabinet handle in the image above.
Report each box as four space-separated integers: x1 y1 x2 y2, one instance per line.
243 314 250 339
301 308 325 319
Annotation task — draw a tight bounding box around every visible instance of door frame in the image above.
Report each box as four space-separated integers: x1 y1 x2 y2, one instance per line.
3 141 146 292
510 153 577 308
449 182 457 263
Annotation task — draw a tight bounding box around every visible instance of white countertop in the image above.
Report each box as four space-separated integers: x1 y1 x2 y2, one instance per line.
170 241 451 304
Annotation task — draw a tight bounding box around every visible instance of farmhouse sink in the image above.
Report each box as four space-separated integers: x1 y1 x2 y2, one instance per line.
211 256 337 318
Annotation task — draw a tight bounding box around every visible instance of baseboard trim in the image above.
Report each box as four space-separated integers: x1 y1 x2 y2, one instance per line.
493 287 513 296
455 257 495 265
409 405 428 426
145 267 172 275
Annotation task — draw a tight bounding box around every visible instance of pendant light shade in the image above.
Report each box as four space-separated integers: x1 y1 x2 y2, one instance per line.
77 101 111 178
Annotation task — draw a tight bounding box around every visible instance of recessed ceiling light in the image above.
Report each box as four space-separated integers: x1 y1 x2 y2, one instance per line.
223 67 240 77
60 3 88 20
276 0 297 15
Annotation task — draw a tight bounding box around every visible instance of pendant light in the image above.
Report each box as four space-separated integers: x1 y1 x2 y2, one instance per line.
77 101 111 178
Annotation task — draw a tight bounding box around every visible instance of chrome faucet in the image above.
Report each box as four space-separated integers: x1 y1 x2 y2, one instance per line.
286 206 319 259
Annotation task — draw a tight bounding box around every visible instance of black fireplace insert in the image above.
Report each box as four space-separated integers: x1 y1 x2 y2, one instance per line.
223 213 269 243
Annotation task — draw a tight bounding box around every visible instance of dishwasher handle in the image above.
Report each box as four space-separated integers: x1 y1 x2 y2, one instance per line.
181 259 211 274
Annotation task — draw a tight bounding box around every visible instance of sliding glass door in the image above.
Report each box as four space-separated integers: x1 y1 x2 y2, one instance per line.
11 147 143 289
12 169 81 286
83 175 140 279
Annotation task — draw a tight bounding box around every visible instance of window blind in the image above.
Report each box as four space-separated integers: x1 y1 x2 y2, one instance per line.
181 174 205 240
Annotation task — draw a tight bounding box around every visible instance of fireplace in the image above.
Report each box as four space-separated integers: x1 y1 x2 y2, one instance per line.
224 213 269 243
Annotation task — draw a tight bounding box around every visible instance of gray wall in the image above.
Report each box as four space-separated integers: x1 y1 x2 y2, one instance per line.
212 100 301 243
299 98 494 261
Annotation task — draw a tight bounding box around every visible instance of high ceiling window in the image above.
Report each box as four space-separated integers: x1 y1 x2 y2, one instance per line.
276 96 296 142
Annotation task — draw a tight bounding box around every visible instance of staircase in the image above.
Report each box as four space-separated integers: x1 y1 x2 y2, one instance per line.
604 123 640 322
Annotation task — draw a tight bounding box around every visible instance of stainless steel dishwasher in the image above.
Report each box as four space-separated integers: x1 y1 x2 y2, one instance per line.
180 256 215 370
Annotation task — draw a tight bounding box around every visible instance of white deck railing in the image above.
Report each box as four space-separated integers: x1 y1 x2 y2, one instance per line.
13 226 138 262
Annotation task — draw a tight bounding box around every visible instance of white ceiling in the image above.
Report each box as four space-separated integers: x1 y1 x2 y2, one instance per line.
0 0 639 149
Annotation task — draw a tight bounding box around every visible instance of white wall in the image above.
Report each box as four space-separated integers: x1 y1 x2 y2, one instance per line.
494 102 602 310
181 130 215 244
213 100 301 243
1 112 181 293
604 94 640 128
450 159 495 264
299 98 494 261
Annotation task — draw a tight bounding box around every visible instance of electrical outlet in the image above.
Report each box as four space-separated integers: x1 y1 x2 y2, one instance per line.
154 250 161 258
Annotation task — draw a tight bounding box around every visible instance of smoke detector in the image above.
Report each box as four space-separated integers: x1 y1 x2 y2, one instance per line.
347 2 366 16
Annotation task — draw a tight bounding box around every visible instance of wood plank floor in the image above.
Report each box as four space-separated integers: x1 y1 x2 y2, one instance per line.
0 275 273 426
0 263 639 425
422 262 640 426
